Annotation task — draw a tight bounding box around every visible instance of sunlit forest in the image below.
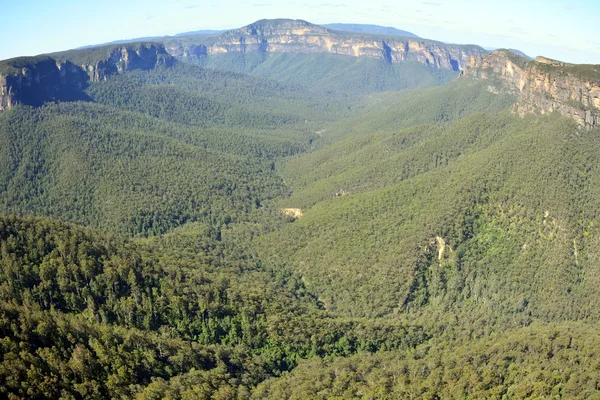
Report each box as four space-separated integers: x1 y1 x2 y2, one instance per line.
1 23 600 399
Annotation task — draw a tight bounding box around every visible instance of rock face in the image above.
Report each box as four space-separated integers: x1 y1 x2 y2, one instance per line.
165 19 485 71
462 50 600 128
0 43 174 111
0 57 89 110
73 43 174 82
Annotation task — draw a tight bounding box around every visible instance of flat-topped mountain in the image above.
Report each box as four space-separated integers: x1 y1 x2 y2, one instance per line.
323 23 419 38
0 42 174 111
52 42 173 82
164 18 486 71
462 49 600 128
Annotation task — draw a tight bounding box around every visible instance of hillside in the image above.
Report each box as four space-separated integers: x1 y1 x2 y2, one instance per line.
462 49 600 128
0 42 174 111
2 15 600 400
254 322 600 399
0 214 429 398
0 61 354 235
260 111 600 320
193 52 457 95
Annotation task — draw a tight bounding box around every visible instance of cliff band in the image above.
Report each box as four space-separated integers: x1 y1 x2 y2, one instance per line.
462 49 600 128
165 19 486 71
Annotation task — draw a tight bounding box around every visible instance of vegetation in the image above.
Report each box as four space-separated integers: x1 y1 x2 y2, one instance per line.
187 52 457 95
0 102 289 236
532 58 600 82
254 323 600 399
0 55 56 75
50 42 168 65
0 62 355 236
259 113 600 321
2 41 600 399
0 215 426 398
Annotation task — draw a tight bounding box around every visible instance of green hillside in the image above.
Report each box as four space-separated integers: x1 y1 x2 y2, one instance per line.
278 79 517 208
2 32 600 399
254 322 600 399
257 113 600 321
188 52 457 95
0 215 427 398
0 102 291 236
0 62 354 236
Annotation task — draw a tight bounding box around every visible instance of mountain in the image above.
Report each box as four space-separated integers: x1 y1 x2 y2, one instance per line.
75 36 167 49
175 29 225 37
162 18 486 71
0 42 173 111
483 46 532 59
0 18 486 112
74 32 225 51
508 48 532 59
193 52 458 95
462 49 600 128
323 23 419 38
3 15 600 400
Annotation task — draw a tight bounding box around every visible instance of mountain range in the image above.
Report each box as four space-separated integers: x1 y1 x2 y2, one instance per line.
322 23 419 37
1 17 600 399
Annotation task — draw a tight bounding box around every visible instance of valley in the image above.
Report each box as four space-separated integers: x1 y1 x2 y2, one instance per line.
1 17 599 399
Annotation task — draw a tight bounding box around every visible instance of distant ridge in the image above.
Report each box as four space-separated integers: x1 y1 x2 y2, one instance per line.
76 36 166 49
323 23 419 38
175 29 225 37
0 42 174 111
162 18 484 71
75 31 226 51
508 48 532 59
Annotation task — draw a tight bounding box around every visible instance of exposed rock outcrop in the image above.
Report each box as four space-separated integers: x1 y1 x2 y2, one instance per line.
0 57 89 110
165 19 485 71
0 43 174 111
462 50 600 128
282 208 303 218
68 43 174 82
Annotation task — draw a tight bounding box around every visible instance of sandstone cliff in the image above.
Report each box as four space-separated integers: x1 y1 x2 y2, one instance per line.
54 43 174 82
0 43 174 111
0 57 89 111
164 19 485 71
462 50 600 128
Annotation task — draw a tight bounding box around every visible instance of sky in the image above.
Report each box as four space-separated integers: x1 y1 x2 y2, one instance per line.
2 0 599 64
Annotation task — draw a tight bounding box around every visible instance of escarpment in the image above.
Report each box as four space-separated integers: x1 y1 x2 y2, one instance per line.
462 50 600 128
0 57 89 110
0 43 174 111
57 43 174 82
165 19 485 71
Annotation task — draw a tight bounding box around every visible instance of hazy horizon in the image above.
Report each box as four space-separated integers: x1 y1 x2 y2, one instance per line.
2 0 599 64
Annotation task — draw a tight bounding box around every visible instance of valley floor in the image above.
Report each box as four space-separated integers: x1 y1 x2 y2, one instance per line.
1 46 600 399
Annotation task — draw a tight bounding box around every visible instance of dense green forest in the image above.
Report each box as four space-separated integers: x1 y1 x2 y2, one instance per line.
1 41 600 399
254 323 600 399
261 113 600 320
186 52 457 95
0 215 426 398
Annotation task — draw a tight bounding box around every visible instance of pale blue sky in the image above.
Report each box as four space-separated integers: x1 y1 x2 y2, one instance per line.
2 0 599 64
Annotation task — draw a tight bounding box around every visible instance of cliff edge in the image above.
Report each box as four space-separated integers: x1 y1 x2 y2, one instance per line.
0 43 174 111
462 50 600 128
165 19 486 71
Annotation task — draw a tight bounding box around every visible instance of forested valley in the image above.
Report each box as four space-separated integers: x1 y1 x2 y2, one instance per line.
1 25 600 399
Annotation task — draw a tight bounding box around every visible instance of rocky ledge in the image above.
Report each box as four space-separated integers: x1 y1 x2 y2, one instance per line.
165 19 486 71
462 50 600 128
0 43 174 111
